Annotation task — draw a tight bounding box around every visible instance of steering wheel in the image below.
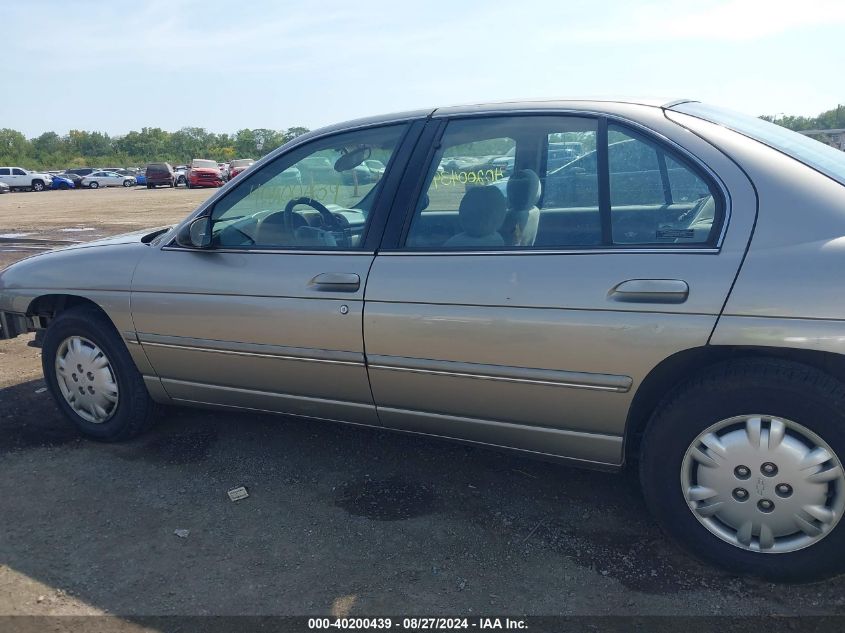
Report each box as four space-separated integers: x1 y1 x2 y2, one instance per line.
283 197 341 232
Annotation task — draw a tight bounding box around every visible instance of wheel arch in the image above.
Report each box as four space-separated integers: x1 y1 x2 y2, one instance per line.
27 293 112 329
624 345 845 467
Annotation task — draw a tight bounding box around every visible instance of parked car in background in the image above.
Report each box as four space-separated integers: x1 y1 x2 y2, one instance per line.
50 174 76 190
364 159 386 179
81 171 135 189
0 182 9 194
65 168 98 179
228 158 254 180
173 165 187 186
296 156 335 183
218 163 230 181
8 99 845 582
145 163 175 188
0 167 53 191
134 172 147 186
186 159 224 188
56 172 84 189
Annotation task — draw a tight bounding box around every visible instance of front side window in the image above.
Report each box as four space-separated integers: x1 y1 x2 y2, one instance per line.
209 124 407 250
12 168 25 176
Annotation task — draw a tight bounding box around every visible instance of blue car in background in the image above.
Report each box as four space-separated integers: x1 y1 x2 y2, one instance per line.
134 172 147 186
50 174 76 190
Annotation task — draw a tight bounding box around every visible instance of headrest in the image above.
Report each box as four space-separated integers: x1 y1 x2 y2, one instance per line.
458 185 507 237
506 169 541 211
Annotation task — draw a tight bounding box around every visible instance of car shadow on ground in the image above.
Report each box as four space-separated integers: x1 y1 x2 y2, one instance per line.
1 378 845 616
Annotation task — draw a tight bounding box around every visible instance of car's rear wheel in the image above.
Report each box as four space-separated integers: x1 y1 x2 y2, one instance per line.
640 359 845 582
42 306 159 441
89 181 99 189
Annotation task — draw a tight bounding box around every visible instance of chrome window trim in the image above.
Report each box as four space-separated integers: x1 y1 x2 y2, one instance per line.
379 247 719 256
159 246 375 256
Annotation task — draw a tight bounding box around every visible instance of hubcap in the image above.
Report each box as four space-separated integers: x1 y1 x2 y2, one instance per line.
55 336 119 424
681 415 845 553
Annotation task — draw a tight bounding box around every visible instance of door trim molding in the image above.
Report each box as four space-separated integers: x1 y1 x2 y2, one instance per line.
137 333 365 366
368 354 632 392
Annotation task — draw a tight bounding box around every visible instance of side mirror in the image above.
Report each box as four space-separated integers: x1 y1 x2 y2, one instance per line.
176 215 212 249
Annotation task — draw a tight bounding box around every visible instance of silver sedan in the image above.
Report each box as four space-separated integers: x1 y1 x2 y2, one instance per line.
2 98 845 582
81 171 135 189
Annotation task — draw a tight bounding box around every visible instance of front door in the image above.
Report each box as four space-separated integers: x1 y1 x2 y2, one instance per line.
131 121 418 425
363 111 756 466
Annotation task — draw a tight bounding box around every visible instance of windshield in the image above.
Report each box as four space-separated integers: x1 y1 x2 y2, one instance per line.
191 160 218 169
671 102 845 185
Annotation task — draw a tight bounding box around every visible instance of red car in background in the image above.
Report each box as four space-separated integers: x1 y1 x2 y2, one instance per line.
186 159 224 188
228 158 255 180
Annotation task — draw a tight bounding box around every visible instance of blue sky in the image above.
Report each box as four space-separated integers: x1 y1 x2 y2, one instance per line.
2 0 843 137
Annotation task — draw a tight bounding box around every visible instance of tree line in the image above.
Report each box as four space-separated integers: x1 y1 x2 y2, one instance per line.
0 126 310 170
2 103 843 171
760 104 845 132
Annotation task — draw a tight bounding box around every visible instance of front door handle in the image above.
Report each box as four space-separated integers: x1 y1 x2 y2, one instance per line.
609 279 689 304
310 272 361 292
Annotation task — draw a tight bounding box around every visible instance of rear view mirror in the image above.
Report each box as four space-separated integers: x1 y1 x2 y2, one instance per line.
176 216 212 249
334 146 371 172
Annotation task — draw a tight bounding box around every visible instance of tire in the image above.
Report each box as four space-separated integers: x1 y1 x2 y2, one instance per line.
59 183 70 190
186 181 192 189
89 181 99 189
31 180 45 192
640 358 845 582
123 180 132 187
42 306 159 442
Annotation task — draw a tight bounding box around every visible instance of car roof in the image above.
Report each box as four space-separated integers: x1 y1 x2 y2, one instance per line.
298 98 696 139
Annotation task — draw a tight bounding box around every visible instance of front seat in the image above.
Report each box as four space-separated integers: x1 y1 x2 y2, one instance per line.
499 169 541 246
443 185 508 248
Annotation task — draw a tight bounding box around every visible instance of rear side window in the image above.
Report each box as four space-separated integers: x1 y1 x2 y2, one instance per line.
0 169 9 176
608 124 718 245
402 115 721 250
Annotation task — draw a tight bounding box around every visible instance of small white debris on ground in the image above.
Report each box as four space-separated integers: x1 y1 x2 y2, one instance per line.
173 529 190 538
228 486 249 501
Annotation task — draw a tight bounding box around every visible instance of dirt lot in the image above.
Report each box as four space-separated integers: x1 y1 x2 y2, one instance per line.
1 187 845 618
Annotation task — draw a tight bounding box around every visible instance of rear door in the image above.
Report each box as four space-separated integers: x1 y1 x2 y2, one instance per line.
131 120 422 424
363 110 755 467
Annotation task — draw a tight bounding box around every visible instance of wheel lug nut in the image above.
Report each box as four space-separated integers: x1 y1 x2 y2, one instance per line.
776 483 793 497
732 488 749 501
87 372 94 381
761 462 778 476
734 465 751 479
758 499 775 512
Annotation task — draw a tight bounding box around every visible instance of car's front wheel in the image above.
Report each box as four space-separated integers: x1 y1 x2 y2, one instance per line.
123 180 132 187
641 359 845 582
42 306 159 441
31 180 45 192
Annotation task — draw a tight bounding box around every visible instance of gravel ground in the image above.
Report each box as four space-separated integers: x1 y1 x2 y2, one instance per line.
1 187 845 617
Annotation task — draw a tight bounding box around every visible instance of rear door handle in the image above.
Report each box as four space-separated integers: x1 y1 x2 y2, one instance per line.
310 272 361 292
609 279 689 304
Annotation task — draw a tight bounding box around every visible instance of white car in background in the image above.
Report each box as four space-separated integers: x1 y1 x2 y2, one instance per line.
0 167 53 192
173 165 188 186
81 171 136 189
